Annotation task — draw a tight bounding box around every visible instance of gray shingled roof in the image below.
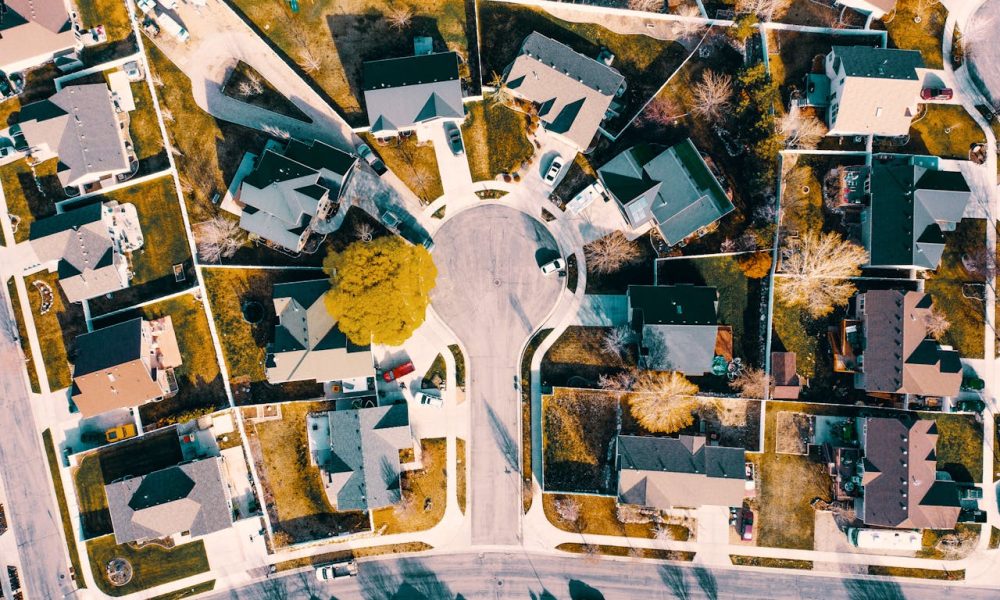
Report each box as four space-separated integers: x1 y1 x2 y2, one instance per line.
5 0 70 33
629 285 720 374
831 45 924 80
362 52 464 134
73 318 143 376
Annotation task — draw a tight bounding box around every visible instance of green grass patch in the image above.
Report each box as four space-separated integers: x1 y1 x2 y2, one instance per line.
1 158 61 243
934 415 983 484
76 0 132 41
74 453 113 539
26 269 80 391
730 555 813 569
772 302 821 379
883 0 948 69
360 134 443 202
462 101 535 181
906 104 987 160
924 218 986 359
42 430 86 588
7 277 40 393
128 81 165 163
868 565 963 581
147 581 216 600
87 535 210 596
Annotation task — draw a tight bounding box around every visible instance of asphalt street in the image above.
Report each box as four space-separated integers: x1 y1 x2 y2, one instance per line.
0 286 75 598
430 205 563 546
968 0 1000 106
208 550 996 600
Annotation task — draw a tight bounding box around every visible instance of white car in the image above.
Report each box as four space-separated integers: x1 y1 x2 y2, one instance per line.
315 561 357 581
540 258 565 275
414 391 444 407
543 156 565 186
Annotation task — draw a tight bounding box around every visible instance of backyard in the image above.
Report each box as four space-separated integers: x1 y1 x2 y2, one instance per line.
371 438 447 534
86 535 210 596
1 158 62 243
76 0 132 42
542 387 620 494
462 101 535 182
882 0 949 69
73 453 113 539
360 134 443 203
923 218 986 359
26 270 83 392
248 400 370 545
540 326 636 390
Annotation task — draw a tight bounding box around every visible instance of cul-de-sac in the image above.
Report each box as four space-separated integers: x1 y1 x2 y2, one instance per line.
1 0 999 598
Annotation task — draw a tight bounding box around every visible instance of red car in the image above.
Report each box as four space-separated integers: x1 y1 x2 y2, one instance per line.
382 361 415 382
739 508 754 541
920 87 953 101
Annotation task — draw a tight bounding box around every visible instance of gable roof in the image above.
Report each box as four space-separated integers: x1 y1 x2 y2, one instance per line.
628 285 720 374
0 0 75 73
4 0 70 34
599 140 734 244
105 458 232 544
362 52 464 133
504 32 624 150
831 45 924 80
628 284 718 325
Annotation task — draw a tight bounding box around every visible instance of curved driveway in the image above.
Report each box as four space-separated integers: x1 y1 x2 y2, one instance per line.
430 204 563 545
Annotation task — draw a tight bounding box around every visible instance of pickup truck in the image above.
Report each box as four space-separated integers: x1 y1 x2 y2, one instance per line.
315 560 358 581
382 361 415 382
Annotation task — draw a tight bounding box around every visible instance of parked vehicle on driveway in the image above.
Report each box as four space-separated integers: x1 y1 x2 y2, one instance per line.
105 423 137 443
445 122 464 155
382 360 415 382
540 258 565 275
315 560 358 581
920 87 953 100
543 156 565 186
738 508 754 541
415 391 444 407
356 143 387 175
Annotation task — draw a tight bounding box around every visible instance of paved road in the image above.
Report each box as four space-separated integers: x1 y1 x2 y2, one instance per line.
967 0 1000 107
430 205 563 546
209 550 997 599
0 286 75 599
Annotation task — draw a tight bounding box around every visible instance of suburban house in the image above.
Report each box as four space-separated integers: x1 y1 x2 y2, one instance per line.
265 279 374 385
617 434 746 510
628 285 731 376
0 0 79 73
831 290 962 398
835 0 895 19
15 83 132 190
307 403 413 512
598 140 734 246
234 139 357 252
503 31 626 152
821 46 926 137
29 201 144 303
105 458 232 544
855 417 961 529
770 351 805 399
71 316 182 417
362 51 465 137
862 155 971 271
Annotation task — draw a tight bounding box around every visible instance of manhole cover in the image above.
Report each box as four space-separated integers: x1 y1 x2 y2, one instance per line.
493 279 502 287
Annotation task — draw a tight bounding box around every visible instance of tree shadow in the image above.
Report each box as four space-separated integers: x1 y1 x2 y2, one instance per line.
568 580 605 600
659 564 689 600
843 578 905 600
692 567 717 600
396 558 454 600
485 402 519 472
530 590 558 600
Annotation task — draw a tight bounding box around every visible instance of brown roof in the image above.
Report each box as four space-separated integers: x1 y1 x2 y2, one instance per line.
771 351 802 399
6 0 70 33
859 418 960 529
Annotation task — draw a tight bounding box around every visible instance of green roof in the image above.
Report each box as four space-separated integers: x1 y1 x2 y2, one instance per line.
832 45 924 80
362 52 459 91
627 285 718 326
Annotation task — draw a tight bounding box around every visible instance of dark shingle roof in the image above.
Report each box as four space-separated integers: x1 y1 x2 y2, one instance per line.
243 149 319 189
28 202 103 240
73 318 144 376
628 285 718 326
362 52 460 91
832 45 924 80
519 32 625 95
284 139 357 176
127 467 195 511
618 434 744 478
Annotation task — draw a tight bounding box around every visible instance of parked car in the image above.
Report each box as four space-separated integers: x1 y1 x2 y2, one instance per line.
356 143 387 175
920 87 953 101
315 560 358 581
0 74 12 100
543 156 565 186
445 122 464 155
105 423 137 443
738 508 754 541
540 258 565 275
415 391 444 407
382 360 415 382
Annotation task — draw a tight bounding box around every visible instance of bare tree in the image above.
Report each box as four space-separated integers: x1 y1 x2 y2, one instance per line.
487 71 514 107
776 230 868 318
691 70 733 121
299 48 322 73
598 369 638 392
387 6 414 31
736 0 792 20
654 523 677 541
160 108 174 123
924 306 950 340
555 496 581 526
963 246 996 279
585 231 642 274
779 108 827 150
720 238 737 253
197 216 246 263
602 325 634 360
628 0 664 12
673 5 707 37
729 367 769 398
354 220 375 242
149 71 164 87
640 95 686 126
628 371 699 434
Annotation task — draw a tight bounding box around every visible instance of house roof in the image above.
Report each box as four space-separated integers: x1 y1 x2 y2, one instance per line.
504 32 624 150
859 418 960 529
265 279 373 383
867 156 970 269
628 285 718 325
0 0 75 75
4 0 70 34
320 403 412 511
18 84 130 187
859 290 962 397
599 140 734 244
617 434 746 509
73 318 144 376
362 52 464 133
629 285 720 374
832 45 924 80
105 458 232 544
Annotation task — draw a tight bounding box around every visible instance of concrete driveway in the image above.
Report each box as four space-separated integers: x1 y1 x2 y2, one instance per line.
418 122 473 197
429 204 563 545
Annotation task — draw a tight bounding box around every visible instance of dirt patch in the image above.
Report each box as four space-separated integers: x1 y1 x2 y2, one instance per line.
775 412 813 455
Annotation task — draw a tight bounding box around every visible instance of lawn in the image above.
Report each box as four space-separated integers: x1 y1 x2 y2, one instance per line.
478 1 688 135
903 104 987 160
994 416 1000 481
730 556 814 570
26 270 83 391
457 437 466 514
1 158 61 243
360 134 443 203
42 430 86 588
87 535 210 596
780 154 867 235
558 543 695 561
584 235 656 294
147 581 216 600
521 328 552 513
543 493 690 540
448 343 466 389
542 387 620 494
128 81 166 168
868 566 964 581
146 44 269 223
934 414 983 484
371 438 447 534
6 278 40 393
249 400 369 545
76 0 132 42
230 0 472 125
221 61 312 123
540 326 636 389
883 0 949 69
923 218 986 359
73 452 113 539
462 101 535 181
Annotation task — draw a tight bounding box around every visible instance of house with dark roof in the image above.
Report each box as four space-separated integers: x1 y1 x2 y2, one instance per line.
0 0 79 73
862 155 971 270
831 290 961 398
856 417 960 529
16 83 132 190
362 51 465 136
29 201 144 303
307 403 413 511
598 140 734 245
628 285 731 376
503 32 626 151
234 139 356 252
105 458 232 544
265 279 373 384
822 46 927 136
71 316 182 417
617 434 746 509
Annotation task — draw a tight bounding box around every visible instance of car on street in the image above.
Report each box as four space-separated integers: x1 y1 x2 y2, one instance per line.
356 143 388 175
920 87 953 100
543 156 564 186
105 423 137 443
540 258 565 275
415 391 444 407
315 560 358 581
445 122 464 155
